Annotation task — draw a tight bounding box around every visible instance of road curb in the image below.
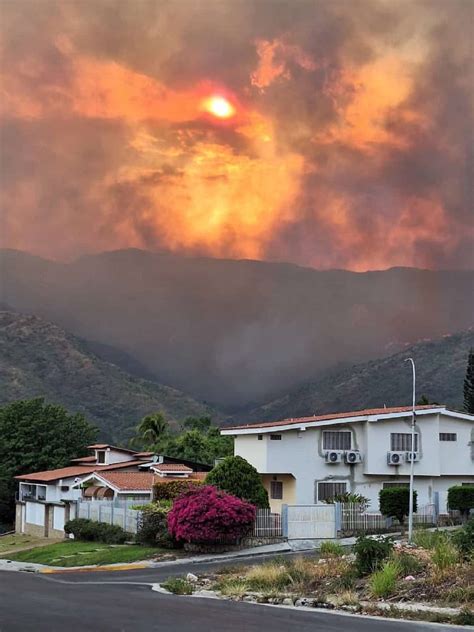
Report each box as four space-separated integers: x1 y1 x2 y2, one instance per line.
39 562 152 574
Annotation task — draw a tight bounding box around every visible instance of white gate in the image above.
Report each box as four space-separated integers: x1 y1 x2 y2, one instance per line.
286 504 336 539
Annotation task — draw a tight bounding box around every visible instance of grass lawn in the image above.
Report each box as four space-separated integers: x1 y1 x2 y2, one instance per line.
2 541 165 567
0 534 59 556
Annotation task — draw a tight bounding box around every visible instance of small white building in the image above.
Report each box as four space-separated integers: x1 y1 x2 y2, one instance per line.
221 405 474 514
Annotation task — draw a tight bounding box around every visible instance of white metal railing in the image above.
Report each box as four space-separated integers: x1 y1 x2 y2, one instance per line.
337 502 437 534
252 509 282 537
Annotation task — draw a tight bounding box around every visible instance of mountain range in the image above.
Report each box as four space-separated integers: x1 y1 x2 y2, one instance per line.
2 248 473 410
237 329 474 425
0 311 218 441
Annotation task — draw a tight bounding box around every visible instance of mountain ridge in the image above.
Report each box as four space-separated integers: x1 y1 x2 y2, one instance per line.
234 329 474 425
0 310 220 441
1 248 473 408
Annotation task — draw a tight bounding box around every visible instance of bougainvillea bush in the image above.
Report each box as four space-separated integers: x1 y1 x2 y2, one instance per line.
167 485 256 544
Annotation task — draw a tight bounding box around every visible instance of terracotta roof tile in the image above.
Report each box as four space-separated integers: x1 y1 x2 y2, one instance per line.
226 405 445 431
153 463 193 472
98 471 155 491
15 465 103 482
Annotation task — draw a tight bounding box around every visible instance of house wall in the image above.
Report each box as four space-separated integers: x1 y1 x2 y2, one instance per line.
233 411 473 512
261 474 296 512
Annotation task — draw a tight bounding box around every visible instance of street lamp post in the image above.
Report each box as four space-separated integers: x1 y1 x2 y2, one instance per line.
405 357 416 543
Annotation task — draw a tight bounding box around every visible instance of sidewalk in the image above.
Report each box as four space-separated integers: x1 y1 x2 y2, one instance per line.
0 541 292 574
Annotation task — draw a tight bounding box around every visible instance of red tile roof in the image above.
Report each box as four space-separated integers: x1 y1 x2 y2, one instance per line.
16 458 151 482
15 465 104 482
153 463 193 472
98 471 155 491
226 405 445 431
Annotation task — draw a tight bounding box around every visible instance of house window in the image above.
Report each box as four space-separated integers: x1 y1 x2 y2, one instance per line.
383 482 410 489
270 481 283 500
439 433 457 442
258 435 263 440
97 451 106 464
323 431 351 450
60 486 70 492
317 481 347 502
390 433 418 451
270 434 282 441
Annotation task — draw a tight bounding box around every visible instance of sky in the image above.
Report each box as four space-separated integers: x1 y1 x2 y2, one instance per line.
1 0 473 271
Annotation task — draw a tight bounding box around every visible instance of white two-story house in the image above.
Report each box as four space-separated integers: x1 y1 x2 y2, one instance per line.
221 405 474 513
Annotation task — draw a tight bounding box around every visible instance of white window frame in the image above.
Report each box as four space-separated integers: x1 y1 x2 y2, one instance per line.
316 480 348 503
322 431 352 451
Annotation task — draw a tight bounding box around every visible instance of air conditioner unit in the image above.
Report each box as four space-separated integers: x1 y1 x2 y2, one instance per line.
345 450 363 464
387 451 405 465
405 451 420 462
325 450 344 463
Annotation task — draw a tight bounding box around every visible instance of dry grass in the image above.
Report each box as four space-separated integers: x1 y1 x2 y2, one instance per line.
326 590 359 607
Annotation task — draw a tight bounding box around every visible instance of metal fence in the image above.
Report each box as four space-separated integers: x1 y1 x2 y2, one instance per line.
252 509 282 537
336 502 437 535
76 499 151 534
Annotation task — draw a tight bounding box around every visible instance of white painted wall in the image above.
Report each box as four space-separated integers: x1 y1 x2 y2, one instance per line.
53 506 66 531
25 501 45 526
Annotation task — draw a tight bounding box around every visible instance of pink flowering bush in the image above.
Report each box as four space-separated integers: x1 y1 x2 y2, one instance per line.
167 485 256 544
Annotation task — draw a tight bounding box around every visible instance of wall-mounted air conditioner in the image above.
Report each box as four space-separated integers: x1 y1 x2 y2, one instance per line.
325 450 344 463
345 450 363 464
405 451 420 462
387 451 405 465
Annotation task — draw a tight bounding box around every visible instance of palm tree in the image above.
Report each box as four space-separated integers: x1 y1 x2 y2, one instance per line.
134 412 168 449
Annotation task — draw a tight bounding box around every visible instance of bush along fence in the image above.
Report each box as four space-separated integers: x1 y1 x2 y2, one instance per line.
77 499 151 534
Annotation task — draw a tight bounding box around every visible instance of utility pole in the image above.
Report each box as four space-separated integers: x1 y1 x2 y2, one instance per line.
404 357 416 542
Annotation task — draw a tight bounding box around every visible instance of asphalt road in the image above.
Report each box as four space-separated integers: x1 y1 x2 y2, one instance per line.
0 558 467 632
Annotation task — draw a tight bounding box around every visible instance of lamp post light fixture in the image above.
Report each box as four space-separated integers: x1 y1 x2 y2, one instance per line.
404 357 416 543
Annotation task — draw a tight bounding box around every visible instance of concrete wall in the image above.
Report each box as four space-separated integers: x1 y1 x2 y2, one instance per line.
261 474 296 512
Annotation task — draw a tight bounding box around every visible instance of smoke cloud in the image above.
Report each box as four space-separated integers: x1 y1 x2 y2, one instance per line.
1 0 472 270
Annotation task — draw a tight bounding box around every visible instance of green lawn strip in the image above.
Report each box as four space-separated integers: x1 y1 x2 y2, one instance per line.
0 534 53 555
2 541 164 567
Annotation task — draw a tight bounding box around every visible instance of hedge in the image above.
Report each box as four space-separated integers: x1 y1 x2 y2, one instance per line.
153 479 203 501
64 518 128 544
448 485 474 521
379 487 417 525
205 456 269 508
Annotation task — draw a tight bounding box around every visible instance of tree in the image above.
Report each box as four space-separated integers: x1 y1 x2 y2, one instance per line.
205 455 269 508
416 395 438 406
133 412 169 449
0 398 97 526
167 485 256 544
463 349 474 414
379 487 417 526
448 485 474 523
150 417 233 465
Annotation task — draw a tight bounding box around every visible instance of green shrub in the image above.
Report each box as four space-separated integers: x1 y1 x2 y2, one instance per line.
162 577 194 595
319 541 344 558
379 487 417 525
393 551 423 576
153 479 203 501
369 560 400 598
205 456 269 508
432 539 459 570
136 503 175 547
354 535 393 575
452 518 474 559
64 518 128 544
447 486 474 522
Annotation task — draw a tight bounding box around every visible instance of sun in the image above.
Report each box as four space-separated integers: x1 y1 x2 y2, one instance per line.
202 95 236 119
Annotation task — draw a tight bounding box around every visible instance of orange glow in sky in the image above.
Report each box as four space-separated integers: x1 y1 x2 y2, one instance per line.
202 95 236 119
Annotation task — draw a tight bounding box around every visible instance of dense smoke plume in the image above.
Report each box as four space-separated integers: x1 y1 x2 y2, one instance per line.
1 0 472 270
